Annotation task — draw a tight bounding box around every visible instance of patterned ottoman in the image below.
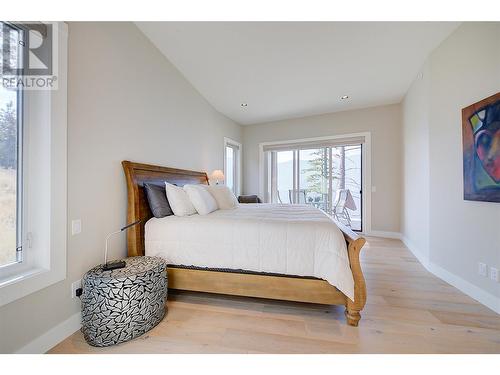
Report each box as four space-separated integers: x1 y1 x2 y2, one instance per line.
81 256 168 347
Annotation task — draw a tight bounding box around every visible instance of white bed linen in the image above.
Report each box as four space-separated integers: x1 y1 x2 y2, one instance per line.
145 203 354 300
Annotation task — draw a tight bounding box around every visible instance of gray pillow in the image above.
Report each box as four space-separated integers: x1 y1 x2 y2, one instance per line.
144 183 173 218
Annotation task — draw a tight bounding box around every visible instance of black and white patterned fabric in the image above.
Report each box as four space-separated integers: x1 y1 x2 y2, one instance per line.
81 256 168 347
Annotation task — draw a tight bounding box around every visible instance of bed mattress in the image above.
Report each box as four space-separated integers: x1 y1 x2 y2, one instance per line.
145 203 354 300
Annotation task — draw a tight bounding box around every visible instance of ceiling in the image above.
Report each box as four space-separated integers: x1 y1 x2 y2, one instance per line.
136 22 459 125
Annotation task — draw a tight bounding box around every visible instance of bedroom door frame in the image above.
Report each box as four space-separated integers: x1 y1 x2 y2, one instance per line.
224 137 242 197
258 132 372 235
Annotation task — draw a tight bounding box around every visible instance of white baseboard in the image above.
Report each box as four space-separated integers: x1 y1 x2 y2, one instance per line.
402 236 500 315
367 230 402 240
428 260 500 314
401 236 430 268
15 312 81 354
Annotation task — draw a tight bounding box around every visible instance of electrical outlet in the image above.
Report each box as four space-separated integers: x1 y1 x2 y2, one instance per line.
490 267 499 282
71 219 82 235
71 279 82 298
478 262 487 277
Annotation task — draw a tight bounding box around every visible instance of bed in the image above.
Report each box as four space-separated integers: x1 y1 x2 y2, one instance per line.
122 160 367 326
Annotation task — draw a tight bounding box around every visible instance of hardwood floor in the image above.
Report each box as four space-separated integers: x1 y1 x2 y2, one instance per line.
48 237 500 354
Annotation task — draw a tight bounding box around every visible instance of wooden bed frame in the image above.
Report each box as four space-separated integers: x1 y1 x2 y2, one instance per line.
122 160 367 326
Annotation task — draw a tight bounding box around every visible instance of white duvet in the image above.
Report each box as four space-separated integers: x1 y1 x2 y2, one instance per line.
145 203 354 300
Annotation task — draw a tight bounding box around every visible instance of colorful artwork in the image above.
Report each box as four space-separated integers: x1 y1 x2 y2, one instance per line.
462 92 500 203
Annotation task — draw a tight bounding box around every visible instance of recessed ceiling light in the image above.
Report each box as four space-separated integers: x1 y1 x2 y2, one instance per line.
241 103 248 107
341 95 349 100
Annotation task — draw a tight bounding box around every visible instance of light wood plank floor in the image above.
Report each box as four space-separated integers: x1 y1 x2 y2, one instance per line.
49 237 500 354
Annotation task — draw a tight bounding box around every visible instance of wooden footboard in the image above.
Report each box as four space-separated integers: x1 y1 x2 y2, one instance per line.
347 240 367 325
122 160 367 326
334 220 367 326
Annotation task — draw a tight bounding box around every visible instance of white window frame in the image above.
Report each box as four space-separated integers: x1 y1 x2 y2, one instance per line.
0 22 68 307
223 137 242 196
258 132 372 234
0 23 26 280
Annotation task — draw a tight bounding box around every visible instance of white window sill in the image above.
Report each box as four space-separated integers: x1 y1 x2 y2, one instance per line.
0 266 65 307
0 267 45 288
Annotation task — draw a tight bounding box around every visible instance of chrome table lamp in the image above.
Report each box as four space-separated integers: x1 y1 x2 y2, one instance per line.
103 220 141 271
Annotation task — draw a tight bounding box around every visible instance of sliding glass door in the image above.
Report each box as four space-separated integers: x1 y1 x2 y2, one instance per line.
269 143 362 231
330 145 362 231
299 148 330 209
274 150 294 204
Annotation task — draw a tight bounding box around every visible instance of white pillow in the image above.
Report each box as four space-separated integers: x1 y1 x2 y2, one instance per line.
183 184 218 215
206 185 239 210
165 182 197 216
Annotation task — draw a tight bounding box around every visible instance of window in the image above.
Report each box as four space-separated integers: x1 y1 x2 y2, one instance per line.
226 146 234 190
224 137 241 196
261 134 369 232
0 23 24 269
0 22 68 306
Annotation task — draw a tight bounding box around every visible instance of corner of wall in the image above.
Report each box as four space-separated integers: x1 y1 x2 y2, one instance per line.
15 312 82 353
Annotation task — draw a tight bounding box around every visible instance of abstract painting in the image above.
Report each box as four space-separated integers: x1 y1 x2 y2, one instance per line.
462 92 500 203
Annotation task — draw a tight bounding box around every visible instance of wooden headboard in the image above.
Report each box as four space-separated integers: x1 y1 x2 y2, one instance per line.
122 161 209 257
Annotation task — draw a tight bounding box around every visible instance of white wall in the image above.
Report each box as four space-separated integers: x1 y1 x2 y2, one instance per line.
0 22 241 353
242 104 402 233
402 62 431 260
402 22 500 311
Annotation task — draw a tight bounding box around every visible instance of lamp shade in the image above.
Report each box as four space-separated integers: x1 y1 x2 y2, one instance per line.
210 169 225 181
